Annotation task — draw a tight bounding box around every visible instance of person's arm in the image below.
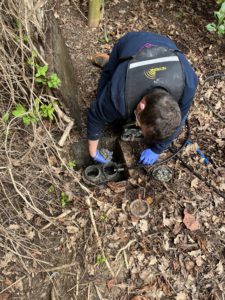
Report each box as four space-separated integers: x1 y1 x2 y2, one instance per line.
87 83 122 140
88 139 110 163
87 83 123 163
88 139 99 157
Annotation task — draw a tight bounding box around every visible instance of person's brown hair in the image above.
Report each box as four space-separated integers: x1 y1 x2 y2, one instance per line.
139 88 181 142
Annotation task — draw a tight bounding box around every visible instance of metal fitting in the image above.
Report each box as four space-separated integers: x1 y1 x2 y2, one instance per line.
121 128 144 142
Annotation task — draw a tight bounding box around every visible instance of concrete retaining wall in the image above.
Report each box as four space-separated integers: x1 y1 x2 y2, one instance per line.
45 12 82 130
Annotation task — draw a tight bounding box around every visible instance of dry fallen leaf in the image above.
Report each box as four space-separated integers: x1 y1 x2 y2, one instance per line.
106 278 115 290
145 196 154 205
0 293 10 300
173 222 182 235
107 180 127 193
217 128 225 139
183 210 200 231
139 219 148 233
204 89 213 99
185 259 195 271
66 226 79 234
196 255 205 267
176 291 188 300
183 142 198 155
191 178 199 189
219 183 225 191
25 230 35 240
215 100 221 110
23 208 34 221
216 260 224 275
0 252 15 268
8 224 20 230
149 256 157 265
4 278 13 286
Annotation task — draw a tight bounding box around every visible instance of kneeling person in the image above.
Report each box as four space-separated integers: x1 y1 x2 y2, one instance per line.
87 32 198 165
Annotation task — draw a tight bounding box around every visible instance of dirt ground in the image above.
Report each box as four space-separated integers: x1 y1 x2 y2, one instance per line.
0 0 225 299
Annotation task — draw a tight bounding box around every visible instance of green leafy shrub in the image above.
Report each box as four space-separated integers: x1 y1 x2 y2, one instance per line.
67 160 76 169
207 0 225 36
11 98 56 126
12 103 38 126
60 192 71 208
28 53 61 89
96 255 106 265
35 65 61 88
2 113 10 123
47 73 61 88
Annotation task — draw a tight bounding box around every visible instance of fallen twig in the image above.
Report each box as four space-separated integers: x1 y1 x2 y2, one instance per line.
123 250 129 270
53 102 75 147
40 209 72 231
70 0 88 20
50 286 57 300
58 120 74 147
0 275 26 294
53 102 72 123
94 284 103 300
115 239 136 261
85 196 115 278
31 261 78 273
76 270 79 297
8 167 55 224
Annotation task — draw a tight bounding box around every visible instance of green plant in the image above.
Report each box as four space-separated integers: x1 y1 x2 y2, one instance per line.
35 64 48 82
12 103 38 126
47 73 61 88
2 113 9 123
35 64 61 88
175 12 182 19
99 28 110 43
67 160 76 169
27 51 61 88
207 0 225 36
60 192 71 208
99 214 108 222
27 51 38 67
48 185 55 193
96 254 106 265
40 103 55 120
12 98 56 126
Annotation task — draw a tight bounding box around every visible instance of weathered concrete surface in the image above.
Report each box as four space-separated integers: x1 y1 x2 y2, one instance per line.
45 12 82 130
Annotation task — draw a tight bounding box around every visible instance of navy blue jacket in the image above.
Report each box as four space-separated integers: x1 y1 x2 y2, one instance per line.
87 32 198 154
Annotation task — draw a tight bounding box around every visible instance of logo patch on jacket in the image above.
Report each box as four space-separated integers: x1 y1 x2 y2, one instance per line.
144 66 167 79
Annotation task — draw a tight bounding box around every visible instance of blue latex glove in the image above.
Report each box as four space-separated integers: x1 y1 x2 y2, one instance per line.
93 150 110 164
139 148 159 165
